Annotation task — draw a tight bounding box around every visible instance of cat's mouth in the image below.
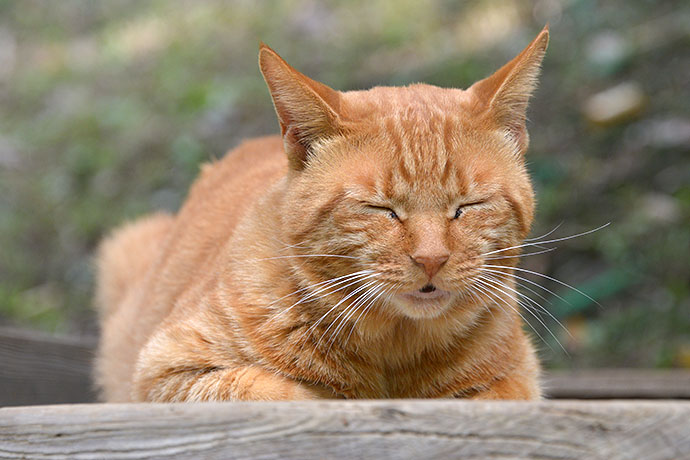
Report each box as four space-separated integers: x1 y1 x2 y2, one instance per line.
400 284 450 301
395 284 452 318
420 284 436 293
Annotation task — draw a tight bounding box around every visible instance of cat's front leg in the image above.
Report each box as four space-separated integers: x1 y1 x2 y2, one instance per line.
133 363 335 402
452 368 541 400
131 320 338 402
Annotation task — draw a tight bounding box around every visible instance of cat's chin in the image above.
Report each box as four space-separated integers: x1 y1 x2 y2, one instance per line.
394 287 453 319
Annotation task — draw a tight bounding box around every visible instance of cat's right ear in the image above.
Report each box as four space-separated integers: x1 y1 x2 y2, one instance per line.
468 26 549 155
259 43 345 171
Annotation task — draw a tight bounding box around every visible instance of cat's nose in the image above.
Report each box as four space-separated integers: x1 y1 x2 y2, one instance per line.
412 253 449 279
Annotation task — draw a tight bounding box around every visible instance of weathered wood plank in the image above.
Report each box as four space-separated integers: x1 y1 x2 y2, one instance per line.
1 401 689 460
544 369 690 399
0 327 97 406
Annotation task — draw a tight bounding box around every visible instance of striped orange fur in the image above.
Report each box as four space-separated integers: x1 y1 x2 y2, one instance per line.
95 27 549 401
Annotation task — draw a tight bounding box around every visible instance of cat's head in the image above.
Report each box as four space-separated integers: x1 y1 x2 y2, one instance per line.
260 28 549 320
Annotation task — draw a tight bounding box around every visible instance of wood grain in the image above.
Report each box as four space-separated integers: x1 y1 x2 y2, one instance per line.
0 327 97 406
544 369 690 399
1 400 689 460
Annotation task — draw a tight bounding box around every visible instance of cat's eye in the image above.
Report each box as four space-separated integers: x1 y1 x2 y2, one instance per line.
453 201 484 219
366 204 399 220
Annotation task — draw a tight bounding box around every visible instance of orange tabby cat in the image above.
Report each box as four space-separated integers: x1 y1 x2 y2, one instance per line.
95 27 549 402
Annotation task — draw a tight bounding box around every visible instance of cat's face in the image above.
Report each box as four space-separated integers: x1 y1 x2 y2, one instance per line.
283 93 534 319
261 28 548 320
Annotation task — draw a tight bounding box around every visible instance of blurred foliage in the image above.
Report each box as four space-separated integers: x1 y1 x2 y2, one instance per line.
0 0 688 368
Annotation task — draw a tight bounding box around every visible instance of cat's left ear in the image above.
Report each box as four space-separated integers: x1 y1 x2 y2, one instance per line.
469 26 549 154
259 43 346 170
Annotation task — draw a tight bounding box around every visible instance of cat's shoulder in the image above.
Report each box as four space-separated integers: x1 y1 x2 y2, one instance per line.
190 134 287 193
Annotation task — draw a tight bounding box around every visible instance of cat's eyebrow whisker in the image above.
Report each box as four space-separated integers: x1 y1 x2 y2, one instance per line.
483 264 603 309
483 247 557 261
478 222 610 258
524 221 564 242
477 274 572 341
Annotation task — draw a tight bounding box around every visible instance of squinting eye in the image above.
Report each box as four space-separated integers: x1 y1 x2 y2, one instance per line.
453 200 484 219
366 204 399 220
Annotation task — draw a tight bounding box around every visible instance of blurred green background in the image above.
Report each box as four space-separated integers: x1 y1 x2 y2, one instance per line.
0 0 688 369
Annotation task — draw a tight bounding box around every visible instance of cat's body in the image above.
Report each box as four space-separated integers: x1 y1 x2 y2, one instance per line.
95 28 549 402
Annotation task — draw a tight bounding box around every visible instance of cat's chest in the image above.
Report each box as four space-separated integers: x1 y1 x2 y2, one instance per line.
342 340 462 398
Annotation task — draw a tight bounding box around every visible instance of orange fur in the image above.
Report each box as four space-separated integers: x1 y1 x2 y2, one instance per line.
95 27 549 402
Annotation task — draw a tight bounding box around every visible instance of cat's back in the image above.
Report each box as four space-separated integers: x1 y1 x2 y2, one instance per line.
181 134 286 233
143 134 289 316
95 134 287 401
147 134 287 295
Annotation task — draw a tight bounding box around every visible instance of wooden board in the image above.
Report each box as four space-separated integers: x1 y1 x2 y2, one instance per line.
1 400 689 460
544 368 690 399
0 327 97 406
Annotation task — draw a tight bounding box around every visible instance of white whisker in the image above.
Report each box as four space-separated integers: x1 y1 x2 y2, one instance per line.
483 247 557 261
342 283 400 347
272 237 309 252
471 278 553 351
524 222 563 241
266 270 373 309
479 222 610 257
478 267 554 305
477 274 572 343
268 271 377 323
304 277 380 348
483 264 602 309
323 282 386 356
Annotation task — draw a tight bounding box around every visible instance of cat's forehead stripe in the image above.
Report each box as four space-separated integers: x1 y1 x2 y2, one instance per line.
380 111 468 200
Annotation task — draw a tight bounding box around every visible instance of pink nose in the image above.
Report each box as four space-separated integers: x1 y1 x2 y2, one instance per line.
412 253 449 279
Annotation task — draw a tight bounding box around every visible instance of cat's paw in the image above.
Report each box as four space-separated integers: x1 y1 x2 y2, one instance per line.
291 381 341 400
232 367 339 400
